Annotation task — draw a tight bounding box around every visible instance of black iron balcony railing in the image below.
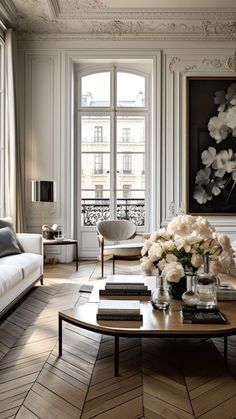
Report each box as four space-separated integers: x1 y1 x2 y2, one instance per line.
81 198 145 226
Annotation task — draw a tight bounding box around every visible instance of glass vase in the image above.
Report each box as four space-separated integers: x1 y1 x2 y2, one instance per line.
151 276 170 310
196 255 218 308
182 272 200 306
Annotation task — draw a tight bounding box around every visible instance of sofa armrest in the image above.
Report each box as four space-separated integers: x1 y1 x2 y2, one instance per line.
16 233 43 255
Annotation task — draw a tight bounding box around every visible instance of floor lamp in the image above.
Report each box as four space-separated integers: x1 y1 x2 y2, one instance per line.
32 180 56 229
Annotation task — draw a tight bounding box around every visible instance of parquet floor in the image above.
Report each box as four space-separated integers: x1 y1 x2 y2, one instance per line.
1 261 236 418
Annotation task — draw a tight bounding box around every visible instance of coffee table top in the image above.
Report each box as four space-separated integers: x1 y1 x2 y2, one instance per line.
59 274 236 337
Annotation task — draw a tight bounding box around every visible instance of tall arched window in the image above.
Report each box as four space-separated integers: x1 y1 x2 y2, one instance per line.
78 67 149 228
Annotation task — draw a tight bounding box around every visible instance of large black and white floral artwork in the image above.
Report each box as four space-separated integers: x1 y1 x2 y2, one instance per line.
187 77 236 214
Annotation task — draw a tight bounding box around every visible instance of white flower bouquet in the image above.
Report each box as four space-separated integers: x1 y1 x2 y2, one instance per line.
141 214 234 283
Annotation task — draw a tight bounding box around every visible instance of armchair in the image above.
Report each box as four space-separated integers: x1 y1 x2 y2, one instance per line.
96 220 149 278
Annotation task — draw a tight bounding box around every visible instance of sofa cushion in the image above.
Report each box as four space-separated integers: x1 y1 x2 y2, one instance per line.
0 265 23 297
0 227 21 258
0 217 24 252
0 253 43 277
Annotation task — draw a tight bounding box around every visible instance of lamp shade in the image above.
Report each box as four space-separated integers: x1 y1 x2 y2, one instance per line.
32 181 56 203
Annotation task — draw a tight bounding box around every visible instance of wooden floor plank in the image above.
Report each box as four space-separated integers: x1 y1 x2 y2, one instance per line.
24 383 81 419
1 262 236 418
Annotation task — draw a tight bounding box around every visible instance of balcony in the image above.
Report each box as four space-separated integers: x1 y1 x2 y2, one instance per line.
81 198 145 226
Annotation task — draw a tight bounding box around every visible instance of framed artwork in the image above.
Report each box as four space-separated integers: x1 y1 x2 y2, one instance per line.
187 77 236 215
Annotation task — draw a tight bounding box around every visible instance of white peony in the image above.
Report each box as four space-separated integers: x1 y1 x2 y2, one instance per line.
193 185 212 204
141 239 152 256
191 253 203 268
148 243 163 262
201 147 217 167
217 234 231 250
161 262 185 283
140 257 155 275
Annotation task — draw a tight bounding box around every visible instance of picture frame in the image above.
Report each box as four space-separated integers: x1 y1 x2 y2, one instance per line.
186 76 236 215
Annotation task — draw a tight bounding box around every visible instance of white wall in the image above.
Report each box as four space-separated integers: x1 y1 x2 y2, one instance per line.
18 39 236 260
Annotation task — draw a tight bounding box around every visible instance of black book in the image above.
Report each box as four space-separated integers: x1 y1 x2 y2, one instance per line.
97 313 143 321
99 289 151 296
181 306 227 324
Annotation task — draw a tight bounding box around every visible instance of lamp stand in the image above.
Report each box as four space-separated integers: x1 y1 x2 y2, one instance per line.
41 202 45 228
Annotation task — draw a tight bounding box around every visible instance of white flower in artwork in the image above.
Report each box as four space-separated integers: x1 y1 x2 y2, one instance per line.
193 185 212 204
226 106 236 135
195 167 211 185
212 149 235 177
208 112 231 143
201 147 216 167
225 83 236 105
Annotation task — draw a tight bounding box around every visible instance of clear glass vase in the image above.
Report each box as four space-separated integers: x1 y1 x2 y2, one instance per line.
182 272 200 306
196 255 218 308
151 276 170 310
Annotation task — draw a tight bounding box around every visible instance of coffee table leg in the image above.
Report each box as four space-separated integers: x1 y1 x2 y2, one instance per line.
115 336 119 376
59 315 62 356
224 336 228 364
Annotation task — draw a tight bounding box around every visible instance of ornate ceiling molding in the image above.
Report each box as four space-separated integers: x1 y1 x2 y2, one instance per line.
16 18 236 41
1 1 236 41
168 53 236 74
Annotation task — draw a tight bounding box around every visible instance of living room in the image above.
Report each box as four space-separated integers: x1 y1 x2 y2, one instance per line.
1 0 236 418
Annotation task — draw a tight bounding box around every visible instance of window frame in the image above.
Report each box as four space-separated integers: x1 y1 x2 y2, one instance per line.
78 65 149 228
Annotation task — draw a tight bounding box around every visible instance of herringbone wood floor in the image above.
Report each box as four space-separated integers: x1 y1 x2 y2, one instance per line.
1 261 236 418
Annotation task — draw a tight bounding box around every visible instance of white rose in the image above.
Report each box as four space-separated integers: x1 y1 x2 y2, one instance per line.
217 234 231 250
162 240 175 252
149 231 160 243
175 237 191 253
157 228 171 241
141 239 152 256
167 215 194 236
191 253 203 268
148 243 163 262
158 258 166 271
165 254 177 263
140 257 155 275
162 262 185 283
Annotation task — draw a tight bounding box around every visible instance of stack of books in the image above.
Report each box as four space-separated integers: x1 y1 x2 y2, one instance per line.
99 282 151 298
181 305 227 324
97 300 142 321
217 283 236 300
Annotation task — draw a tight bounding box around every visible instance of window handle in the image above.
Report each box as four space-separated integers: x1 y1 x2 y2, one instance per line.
106 170 110 174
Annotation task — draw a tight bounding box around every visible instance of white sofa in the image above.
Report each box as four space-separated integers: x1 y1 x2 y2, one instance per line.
0 233 43 317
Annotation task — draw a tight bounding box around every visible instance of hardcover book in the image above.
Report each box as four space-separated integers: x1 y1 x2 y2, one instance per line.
181 306 227 324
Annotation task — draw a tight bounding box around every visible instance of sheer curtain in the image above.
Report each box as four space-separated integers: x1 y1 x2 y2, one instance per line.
4 29 25 232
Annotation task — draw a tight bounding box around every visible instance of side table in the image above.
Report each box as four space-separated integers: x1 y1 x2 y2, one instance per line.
43 239 79 271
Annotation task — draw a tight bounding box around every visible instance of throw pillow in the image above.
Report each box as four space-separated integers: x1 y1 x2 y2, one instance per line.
0 226 21 258
0 217 24 252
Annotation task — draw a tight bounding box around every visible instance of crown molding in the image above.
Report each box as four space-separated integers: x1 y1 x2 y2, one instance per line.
16 18 236 41
0 0 16 26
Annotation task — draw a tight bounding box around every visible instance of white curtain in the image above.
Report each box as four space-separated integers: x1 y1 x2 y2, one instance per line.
4 29 25 232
